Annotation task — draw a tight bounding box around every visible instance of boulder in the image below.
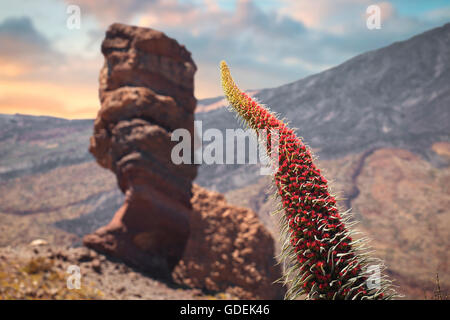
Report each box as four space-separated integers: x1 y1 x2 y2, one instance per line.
174 185 285 299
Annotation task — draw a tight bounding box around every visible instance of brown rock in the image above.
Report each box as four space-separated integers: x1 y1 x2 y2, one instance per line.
91 259 102 274
84 23 197 277
74 247 93 263
116 286 126 294
173 185 286 300
99 23 197 112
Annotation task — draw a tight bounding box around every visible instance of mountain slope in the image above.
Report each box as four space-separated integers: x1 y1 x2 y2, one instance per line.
195 22 450 192
0 114 94 180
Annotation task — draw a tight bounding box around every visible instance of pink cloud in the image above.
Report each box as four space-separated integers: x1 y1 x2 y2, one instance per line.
279 0 395 33
64 0 155 26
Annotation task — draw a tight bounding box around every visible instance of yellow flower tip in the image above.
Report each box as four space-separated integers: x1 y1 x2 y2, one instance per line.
220 60 228 70
220 61 235 96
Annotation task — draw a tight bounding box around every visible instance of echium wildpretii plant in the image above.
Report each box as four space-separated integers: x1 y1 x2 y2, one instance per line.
220 61 398 300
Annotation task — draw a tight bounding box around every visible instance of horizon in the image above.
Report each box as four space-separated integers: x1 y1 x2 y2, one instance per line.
1 0 449 119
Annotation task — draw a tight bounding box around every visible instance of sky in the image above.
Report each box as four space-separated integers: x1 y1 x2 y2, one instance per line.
0 0 449 119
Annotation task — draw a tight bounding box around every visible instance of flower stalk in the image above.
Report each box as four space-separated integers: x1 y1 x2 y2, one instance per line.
220 61 397 300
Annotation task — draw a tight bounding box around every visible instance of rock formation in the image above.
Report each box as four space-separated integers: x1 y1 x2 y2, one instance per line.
84 23 197 277
83 23 285 298
174 185 285 299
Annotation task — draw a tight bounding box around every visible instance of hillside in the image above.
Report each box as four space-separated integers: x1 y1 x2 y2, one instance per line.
0 114 93 181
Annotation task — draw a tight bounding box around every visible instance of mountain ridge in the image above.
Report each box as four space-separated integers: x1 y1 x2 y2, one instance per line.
195 22 450 192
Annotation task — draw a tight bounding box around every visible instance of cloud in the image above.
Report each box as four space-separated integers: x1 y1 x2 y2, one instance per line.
424 6 450 22
0 93 66 116
53 0 450 100
0 16 49 46
0 77 99 119
1 1 450 117
132 0 450 98
0 16 64 78
279 0 372 30
315 3 449 57
0 16 100 118
65 0 158 26
134 0 309 97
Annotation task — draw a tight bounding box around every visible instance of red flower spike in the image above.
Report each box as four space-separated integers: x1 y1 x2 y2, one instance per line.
220 61 396 300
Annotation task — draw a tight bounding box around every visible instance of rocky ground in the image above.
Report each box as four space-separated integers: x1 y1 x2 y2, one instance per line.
1 241 447 300
0 243 237 300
